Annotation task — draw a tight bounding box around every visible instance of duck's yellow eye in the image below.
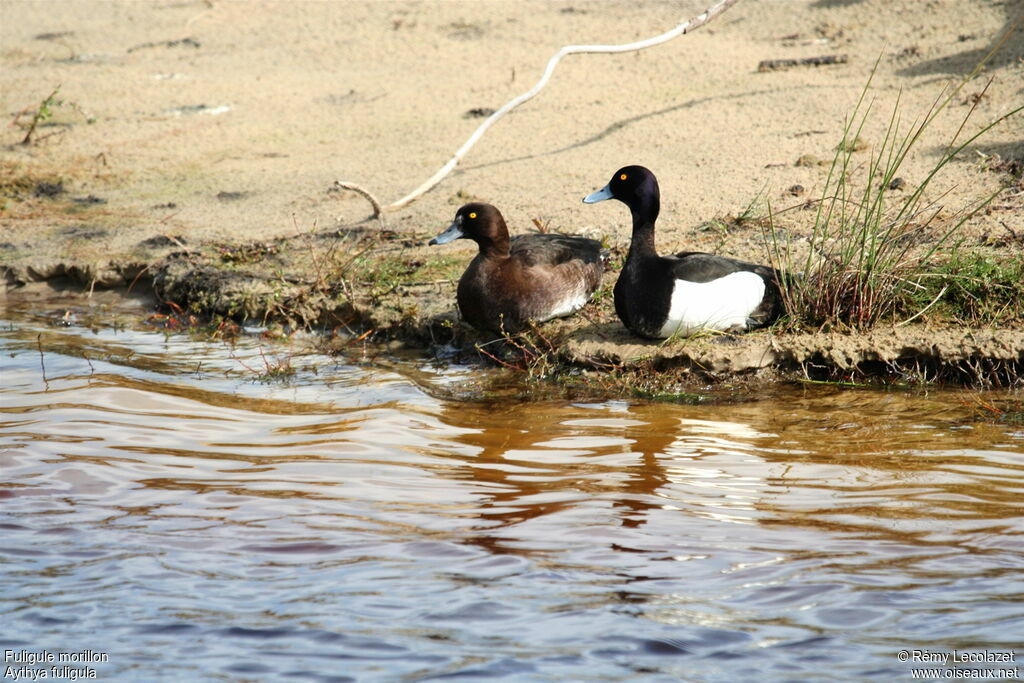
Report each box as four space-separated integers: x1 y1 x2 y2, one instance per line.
468 212 477 219
619 173 628 181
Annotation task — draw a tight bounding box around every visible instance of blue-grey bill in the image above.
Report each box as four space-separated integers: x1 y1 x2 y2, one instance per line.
583 185 613 204
429 221 464 245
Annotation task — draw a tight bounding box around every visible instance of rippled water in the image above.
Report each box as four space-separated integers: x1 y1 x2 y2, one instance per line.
2 289 1022 681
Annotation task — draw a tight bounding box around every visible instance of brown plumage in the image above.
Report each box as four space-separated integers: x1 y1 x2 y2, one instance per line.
430 203 606 334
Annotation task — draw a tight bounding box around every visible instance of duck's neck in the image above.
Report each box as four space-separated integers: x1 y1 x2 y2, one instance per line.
626 183 660 260
478 220 511 259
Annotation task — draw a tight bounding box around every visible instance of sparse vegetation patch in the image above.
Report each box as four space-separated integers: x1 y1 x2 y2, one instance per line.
766 62 1023 332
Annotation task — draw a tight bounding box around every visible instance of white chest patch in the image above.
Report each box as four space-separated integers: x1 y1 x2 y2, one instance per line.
657 271 766 338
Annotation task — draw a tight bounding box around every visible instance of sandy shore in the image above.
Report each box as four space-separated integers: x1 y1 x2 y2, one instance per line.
2 0 1022 383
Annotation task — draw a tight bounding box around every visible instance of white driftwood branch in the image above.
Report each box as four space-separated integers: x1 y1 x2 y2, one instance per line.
334 181 382 218
337 0 740 217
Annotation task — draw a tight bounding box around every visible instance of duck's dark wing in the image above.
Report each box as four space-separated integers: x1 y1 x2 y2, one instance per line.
510 233 605 268
668 251 779 284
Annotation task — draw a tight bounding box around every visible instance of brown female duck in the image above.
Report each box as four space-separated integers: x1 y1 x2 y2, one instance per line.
430 203 605 334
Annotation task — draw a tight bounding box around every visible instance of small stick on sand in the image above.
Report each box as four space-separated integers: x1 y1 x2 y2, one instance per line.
335 0 740 218
334 181 384 220
757 54 849 72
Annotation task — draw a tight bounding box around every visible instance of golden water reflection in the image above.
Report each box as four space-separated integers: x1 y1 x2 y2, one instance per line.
1 298 1022 680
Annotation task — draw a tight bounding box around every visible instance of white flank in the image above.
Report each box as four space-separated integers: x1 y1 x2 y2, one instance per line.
657 271 765 338
541 290 589 321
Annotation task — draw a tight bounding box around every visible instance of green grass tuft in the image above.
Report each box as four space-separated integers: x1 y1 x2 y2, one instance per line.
766 52 1023 331
916 250 1024 326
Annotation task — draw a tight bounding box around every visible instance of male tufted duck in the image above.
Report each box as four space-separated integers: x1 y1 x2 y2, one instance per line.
430 202 606 334
584 165 783 339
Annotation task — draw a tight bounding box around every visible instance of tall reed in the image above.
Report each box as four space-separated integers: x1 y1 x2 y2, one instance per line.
766 56 1022 330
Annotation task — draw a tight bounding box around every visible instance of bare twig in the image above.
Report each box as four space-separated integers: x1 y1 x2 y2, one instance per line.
37 334 49 390
757 54 848 72
21 86 63 146
228 345 260 376
334 181 384 220
336 0 740 216
896 284 948 327
475 343 524 371
162 233 193 254
127 263 152 293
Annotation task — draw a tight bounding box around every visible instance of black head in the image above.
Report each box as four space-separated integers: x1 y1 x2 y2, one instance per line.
429 202 509 250
583 165 659 207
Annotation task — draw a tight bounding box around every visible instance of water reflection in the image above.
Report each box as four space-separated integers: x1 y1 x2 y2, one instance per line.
1 292 1022 680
